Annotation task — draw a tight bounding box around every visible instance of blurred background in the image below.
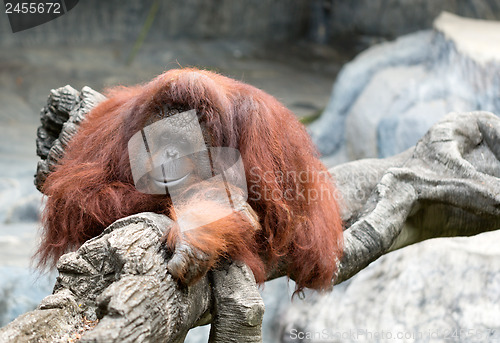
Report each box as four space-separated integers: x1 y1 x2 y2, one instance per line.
1 1 500 342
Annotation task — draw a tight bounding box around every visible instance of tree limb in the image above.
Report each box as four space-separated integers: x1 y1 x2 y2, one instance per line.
331 111 500 283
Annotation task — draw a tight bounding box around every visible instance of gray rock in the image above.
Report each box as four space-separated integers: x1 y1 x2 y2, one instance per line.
0 92 34 124
309 31 433 156
260 278 296 342
5 193 43 223
0 179 21 223
279 230 500 342
377 96 468 157
345 65 428 159
0 267 55 327
0 223 39 268
184 325 210 343
311 13 500 160
0 178 42 224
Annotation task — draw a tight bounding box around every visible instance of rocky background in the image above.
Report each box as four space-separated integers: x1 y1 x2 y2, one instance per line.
311 12 500 164
1 1 500 342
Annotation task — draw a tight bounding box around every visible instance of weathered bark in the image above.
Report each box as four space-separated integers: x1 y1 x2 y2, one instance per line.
209 262 265 343
35 85 106 192
331 111 500 283
1 86 498 342
0 213 263 343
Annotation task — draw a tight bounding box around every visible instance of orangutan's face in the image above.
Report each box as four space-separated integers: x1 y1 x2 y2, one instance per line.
128 109 211 195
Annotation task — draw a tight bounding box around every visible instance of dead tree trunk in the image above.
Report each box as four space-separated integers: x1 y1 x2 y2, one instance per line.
1 86 499 342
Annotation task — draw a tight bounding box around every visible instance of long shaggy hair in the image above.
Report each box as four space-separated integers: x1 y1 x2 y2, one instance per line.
37 68 343 293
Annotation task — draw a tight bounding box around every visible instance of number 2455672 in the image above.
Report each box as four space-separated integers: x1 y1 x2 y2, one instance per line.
5 2 61 14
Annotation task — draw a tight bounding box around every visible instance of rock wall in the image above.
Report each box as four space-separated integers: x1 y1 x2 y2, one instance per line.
0 0 310 46
3 0 500 48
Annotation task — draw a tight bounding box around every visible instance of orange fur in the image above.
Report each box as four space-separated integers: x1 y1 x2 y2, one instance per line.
163 185 265 285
